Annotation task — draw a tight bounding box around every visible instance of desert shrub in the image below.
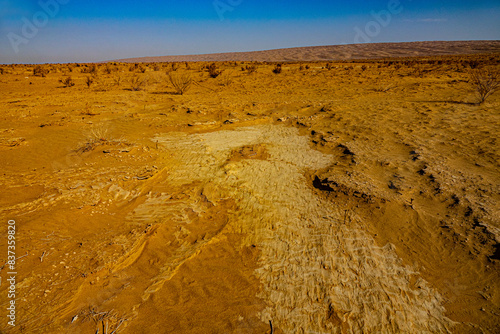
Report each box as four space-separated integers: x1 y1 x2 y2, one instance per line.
113 74 122 86
33 65 49 77
272 63 282 74
305 65 310 70
325 63 333 70
129 75 148 91
207 63 222 78
0 67 4 74
167 72 192 95
85 75 94 88
469 69 499 104
104 63 117 74
467 60 480 69
169 63 179 72
219 71 233 86
245 64 257 74
76 306 127 334
81 64 98 75
59 76 75 87
361 65 367 71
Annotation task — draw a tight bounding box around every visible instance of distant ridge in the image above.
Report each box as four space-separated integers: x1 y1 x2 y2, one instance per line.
111 40 500 63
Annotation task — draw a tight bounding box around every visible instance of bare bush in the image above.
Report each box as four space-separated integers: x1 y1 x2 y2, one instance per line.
272 63 282 74
167 72 192 95
113 74 122 86
59 76 75 87
33 65 49 77
170 63 179 72
82 64 98 75
129 75 148 91
469 69 499 104
219 71 233 86
207 63 222 78
77 306 127 334
85 75 94 88
245 64 257 74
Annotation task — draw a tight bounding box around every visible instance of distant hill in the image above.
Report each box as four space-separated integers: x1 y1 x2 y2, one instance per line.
111 40 500 63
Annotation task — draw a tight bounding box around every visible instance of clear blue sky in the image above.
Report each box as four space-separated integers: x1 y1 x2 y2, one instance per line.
0 0 499 64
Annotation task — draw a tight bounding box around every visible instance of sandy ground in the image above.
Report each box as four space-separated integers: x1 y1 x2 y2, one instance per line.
115 40 500 63
0 54 499 333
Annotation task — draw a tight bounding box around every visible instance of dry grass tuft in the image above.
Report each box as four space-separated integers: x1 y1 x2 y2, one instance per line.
78 306 128 334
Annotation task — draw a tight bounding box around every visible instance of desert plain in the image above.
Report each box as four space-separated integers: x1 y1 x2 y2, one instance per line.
0 44 499 333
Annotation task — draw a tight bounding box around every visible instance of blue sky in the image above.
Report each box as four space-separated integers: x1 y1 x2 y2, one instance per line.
0 0 499 64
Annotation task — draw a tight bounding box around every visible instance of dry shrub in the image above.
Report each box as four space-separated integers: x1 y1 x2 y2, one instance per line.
104 63 117 74
219 71 233 86
77 306 127 334
208 63 222 78
272 63 282 74
245 64 257 74
85 75 94 88
113 74 122 86
170 63 179 72
129 74 148 91
469 69 499 104
59 76 75 87
82 64 98 75
33 65 49 77
167 72 192 95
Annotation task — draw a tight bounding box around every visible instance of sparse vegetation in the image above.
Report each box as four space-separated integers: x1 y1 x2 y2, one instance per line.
170 63 179 72
245 64 257 74
59 76 75 87
272 63 282 74
82 64 98 75
219 71 233 86
167 72 192 95
469 68 499 104
129 74 148 91
113 74 122 86
85 75 94 88
208 63 222 78
33 65 49 77
78 306 127 334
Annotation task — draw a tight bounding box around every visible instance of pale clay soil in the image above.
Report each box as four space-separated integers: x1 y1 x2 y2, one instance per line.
0 55 499 333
